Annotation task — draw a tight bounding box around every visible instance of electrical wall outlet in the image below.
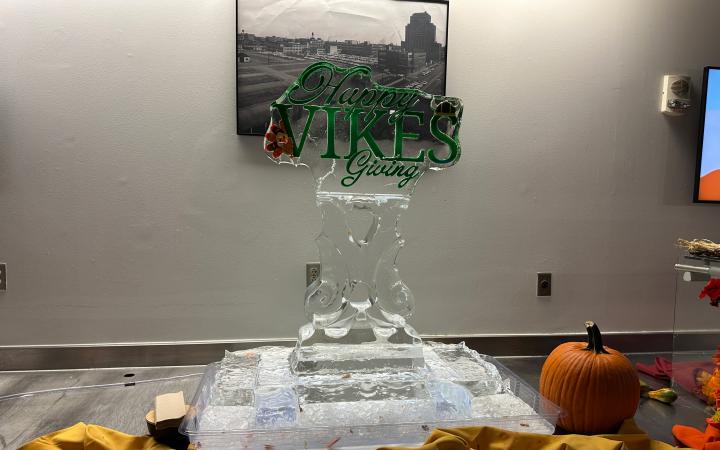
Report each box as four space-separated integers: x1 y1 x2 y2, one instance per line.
306 263 321 287
0 263 6 291
537 272 551 297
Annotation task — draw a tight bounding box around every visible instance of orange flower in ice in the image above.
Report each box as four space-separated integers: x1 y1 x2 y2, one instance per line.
264 120 294 159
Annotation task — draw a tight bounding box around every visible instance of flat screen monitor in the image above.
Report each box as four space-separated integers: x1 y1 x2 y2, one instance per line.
695 66 720 202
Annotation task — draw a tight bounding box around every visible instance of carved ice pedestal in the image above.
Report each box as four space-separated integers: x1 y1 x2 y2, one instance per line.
292 192 424 374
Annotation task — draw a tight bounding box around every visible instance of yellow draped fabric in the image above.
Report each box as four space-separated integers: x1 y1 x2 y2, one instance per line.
18 423 171 450
378 420 685 450
17 419 686 450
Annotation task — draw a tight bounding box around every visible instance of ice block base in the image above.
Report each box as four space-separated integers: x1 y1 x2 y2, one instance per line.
181 342 559 450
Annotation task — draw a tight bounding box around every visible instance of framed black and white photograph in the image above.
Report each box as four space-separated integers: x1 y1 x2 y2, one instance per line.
236 0 450 135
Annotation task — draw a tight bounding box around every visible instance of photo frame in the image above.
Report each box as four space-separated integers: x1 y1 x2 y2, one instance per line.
236 0 450 135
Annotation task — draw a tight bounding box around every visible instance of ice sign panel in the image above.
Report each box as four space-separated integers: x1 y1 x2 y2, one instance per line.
263 62 463 194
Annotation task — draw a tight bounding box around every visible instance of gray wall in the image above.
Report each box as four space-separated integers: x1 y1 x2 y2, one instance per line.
1 0 719 345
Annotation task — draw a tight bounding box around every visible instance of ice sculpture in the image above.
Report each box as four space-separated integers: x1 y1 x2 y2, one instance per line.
180 63 558 449
262 62 463 373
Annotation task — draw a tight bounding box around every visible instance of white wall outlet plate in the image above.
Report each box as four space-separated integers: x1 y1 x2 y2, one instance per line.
661 74 692 115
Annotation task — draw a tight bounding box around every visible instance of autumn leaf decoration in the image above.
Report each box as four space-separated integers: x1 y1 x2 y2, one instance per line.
699 279 720 307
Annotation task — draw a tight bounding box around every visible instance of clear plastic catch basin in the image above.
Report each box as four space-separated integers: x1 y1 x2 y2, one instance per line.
180 342 559 449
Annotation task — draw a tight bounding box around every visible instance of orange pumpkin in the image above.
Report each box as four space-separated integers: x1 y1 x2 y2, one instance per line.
539 321 640 434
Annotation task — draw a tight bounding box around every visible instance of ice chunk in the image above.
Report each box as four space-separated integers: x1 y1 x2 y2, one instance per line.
255 386 298 427
427 342 503 395
472 393 537 418
210 350 259 406
428 380 472 420
256 346 295 386
299 399 437 427
199 405 254 431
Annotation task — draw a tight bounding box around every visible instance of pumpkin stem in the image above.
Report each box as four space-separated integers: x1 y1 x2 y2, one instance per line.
584 321 609 354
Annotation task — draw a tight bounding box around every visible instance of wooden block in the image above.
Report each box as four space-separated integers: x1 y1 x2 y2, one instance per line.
154 391 186 430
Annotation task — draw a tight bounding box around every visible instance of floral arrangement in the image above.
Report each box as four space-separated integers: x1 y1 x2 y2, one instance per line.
705 348 720 428
696 283 720 413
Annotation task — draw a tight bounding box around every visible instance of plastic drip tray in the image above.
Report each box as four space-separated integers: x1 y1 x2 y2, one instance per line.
180 342 559 449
